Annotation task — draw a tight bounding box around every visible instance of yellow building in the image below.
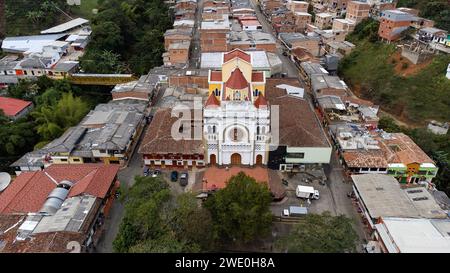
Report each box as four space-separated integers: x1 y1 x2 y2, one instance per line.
208 49 266 102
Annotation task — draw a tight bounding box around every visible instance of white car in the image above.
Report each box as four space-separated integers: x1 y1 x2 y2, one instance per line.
314 190 320 200
282 209 290 217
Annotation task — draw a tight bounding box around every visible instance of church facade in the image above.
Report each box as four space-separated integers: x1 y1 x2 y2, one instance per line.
203 49 271 166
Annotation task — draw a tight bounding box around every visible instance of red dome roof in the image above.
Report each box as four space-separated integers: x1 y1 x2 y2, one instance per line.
205 92 221 107
254 94 268 108
225 68 248 89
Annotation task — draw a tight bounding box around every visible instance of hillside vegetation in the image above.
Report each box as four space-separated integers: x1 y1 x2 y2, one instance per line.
80 0 173 75
340 20 450 124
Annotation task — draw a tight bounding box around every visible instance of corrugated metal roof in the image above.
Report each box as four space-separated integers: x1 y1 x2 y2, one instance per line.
41 18 89 34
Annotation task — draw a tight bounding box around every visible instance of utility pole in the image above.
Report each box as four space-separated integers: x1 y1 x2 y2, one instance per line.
0 0 5 39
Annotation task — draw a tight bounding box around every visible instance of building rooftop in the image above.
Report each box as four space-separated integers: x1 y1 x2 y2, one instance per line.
0 164 119 214
300 62 329 77
311 75 348 94
279 32 319 48
168 41 191 50
352 174 447 219
228 30 276 45
201 51 271 70
201 15 231 29
139 108 204 155
265 78 331 148
41 18 89 34
0 97 32 117
1 34 66 54
376 217 450 253
380 9 417 22
378 133 435 166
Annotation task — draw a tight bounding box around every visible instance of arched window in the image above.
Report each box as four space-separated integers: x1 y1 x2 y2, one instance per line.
212 125 216 134
233 128 239 141
261 126 266 134
257 126 260 135
254 89 259 97
208 126 212 134
215 88 220 96
234 91 241 100
179 125 184 133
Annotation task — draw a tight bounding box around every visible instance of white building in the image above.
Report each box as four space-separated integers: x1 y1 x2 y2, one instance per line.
204 49 270 166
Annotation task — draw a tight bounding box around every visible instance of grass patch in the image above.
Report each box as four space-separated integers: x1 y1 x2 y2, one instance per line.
339 40 450 124
70 0 99 19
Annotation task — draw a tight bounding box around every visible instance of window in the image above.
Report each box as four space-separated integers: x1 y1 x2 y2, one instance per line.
370 168 378 172
289 153 305 159
379 168 387 172
233 128 239 141
73 158 81 162
60 158 68 162
234 91 241 100
361 168 369 171
212 125 216 134
99 149 107 154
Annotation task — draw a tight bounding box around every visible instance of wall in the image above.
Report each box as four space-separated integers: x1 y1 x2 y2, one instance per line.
285 146 332 164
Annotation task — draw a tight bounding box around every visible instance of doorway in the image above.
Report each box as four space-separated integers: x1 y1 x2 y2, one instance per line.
231 153 242 165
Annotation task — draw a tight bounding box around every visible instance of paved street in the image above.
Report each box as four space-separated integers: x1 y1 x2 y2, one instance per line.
94 118 149 253
189 0 203 68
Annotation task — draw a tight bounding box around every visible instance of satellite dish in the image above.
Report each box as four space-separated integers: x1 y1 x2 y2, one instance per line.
0 172 12 192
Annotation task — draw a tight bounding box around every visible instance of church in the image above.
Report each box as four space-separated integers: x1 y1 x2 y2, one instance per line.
204 49 271 166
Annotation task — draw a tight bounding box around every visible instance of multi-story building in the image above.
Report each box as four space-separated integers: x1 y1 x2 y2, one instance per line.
200 15 231 52
139 108 205 169
288 0 309 13
315 12 334 30
330 124 439 183
345 1 370 24
164 28 193 50
204 49 269 166
163 41 191 67
279 33 321 56
378 9 416 42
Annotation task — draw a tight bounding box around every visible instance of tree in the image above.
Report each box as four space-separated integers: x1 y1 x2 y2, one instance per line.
89 21 124 53
378 116 401 132
80 50 126 74
276 212 359 253
204 172 273 245
32 92 89 140
113 177 213 253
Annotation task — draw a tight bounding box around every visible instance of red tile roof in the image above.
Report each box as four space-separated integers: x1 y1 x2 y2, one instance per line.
251 72 264 82
225 68 249 89
203 166 269 191
210 71 222 82
0 97 32 117
138 109 204 155
0 164 119 214
254 94 268 108
205 92 221 107
223 49 251 63
241 20 262 26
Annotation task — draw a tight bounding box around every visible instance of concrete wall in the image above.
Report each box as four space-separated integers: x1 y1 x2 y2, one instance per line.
285 147 332 164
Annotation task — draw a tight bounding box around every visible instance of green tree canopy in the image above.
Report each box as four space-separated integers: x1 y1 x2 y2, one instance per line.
276 212 359 253
113 177 213 253
204 172 273 244
32 92 89 141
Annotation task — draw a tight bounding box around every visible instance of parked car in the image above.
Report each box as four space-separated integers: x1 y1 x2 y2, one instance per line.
171 171 179 182
143 167 150 177
152 170 161 178
180 172 188 187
